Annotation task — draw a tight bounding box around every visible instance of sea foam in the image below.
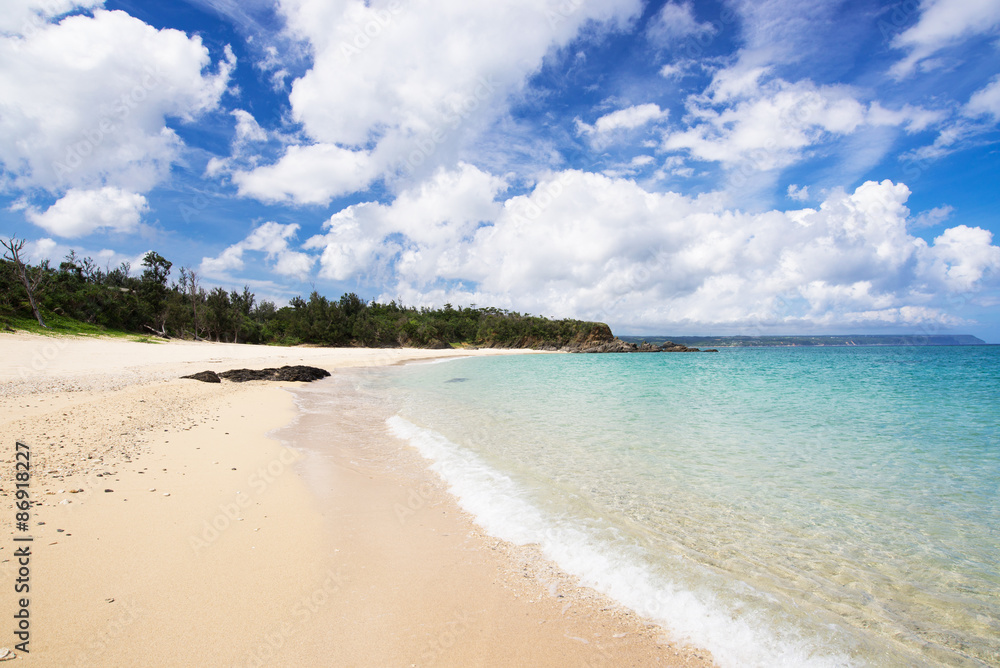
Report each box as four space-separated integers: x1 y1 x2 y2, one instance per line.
387 415 857 668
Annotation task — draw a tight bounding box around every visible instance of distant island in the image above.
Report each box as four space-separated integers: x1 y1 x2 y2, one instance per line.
619 335 987 348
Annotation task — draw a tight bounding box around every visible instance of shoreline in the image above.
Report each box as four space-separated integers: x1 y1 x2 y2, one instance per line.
1 333 714 666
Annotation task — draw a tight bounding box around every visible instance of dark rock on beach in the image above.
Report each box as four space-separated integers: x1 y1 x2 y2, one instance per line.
183 365 331 383
220 365 332 382
272 366 332 382
217 368 275 382
181 370 222 383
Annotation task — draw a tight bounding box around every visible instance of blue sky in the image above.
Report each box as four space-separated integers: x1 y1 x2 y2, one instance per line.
2 0 999 340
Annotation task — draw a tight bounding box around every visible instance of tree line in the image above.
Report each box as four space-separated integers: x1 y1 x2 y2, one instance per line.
0 240 609 348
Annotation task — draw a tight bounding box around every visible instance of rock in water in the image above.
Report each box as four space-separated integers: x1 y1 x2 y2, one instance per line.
181 370 221 383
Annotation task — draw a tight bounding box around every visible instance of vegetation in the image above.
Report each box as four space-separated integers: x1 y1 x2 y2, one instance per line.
0 241 609 349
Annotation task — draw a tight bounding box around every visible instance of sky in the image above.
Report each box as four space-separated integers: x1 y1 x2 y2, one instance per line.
1 0 999 341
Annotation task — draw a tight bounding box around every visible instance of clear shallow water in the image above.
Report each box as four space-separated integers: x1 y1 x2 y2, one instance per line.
369 347 998 667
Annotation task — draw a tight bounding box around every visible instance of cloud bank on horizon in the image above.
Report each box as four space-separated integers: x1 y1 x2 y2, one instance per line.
1 0 999 338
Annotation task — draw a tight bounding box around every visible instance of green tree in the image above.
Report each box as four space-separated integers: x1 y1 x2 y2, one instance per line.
139 251 172 334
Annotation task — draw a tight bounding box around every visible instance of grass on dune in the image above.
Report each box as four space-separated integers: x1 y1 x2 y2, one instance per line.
1 312 164 343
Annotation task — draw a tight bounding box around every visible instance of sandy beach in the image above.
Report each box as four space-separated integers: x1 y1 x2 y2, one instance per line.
1 332 714 667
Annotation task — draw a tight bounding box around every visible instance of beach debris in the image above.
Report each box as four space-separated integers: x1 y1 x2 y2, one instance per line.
181 370 221 383
0 647 14 661
104 489 114 493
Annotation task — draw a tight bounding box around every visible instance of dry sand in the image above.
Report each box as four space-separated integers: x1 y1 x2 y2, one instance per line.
0 332 714 666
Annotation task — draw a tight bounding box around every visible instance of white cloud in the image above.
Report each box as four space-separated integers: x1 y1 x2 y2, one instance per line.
201 221 315 280
705 65 770 104
578 104 668 137
303 167 1000 332
0 9 233 194
304 162 505 282
867 102 946 133
231 0 643 205
787 184 810 201
922 224 1000 291
232 109 268 144
725 0 840 70
0 0 103 36
646 1 715 44
910 205 954 228
601 155 657 179
890 0 1000 78
659 63 682 79
965 75 1000 120
664 78 867 170
232 143 378 205
204 109 272 178
25 187 148 238
902 120 979 161
663 72 947 176
20 236 141 271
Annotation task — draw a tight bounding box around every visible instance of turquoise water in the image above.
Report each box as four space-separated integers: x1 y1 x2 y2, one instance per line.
373 347 999 666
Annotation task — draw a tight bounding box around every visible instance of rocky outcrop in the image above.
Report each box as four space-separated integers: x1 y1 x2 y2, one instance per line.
183 365 331 383
181 370 222 383
564 339 718 354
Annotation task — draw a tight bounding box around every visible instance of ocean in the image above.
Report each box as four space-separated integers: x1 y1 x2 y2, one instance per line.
297 346 1000 667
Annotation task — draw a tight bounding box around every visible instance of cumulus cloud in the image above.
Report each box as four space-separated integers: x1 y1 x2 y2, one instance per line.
0 8 233 194
201 221 315 280
232 143 378 206
923 224 1000 291
302 167 1000 332
303 162 506 282
25 187 148 238
890 0 1000 78
231 0 643 204
0 0 103 36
